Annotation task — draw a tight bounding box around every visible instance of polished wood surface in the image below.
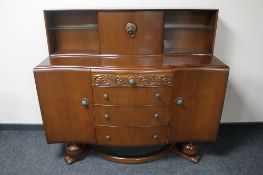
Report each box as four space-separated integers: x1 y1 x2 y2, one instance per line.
54 30 99 53
94 105 170 126
35 9 229 164
94 144 174 164
64 142 90 165
170 67 229 142
93 87 171 105
34 68 96 143
36 55 228 69
164 10 218 55
91 69 173 87
99 11 164 54
173 142 201 163
44 10 99 54
96 126 169 146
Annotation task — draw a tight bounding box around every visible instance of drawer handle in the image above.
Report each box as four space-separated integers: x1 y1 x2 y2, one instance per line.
103 93 109 100
125 22 137 38
105 134 111 141
81 98 89 107
153 134 159 140
128 78 136 86
104 113 110 120
155 93 161 99
175 97 183 105
154 113 160 119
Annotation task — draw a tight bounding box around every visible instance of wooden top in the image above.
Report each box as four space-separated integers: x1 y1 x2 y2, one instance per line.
34 55 228 70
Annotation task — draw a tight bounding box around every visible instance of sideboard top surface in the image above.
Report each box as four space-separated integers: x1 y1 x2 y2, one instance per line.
35 55 228 70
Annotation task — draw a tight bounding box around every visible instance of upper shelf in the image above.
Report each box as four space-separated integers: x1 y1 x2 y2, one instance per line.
51 24 210 30
50 24 98 30
44 9 218 56
164 24 211 30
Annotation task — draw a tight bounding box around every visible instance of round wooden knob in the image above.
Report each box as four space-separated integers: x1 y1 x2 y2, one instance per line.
105 134 111 140
155 93 161 98
104 113 110 120
128 78 136 85
175 97 183 105
153 134 158 140
81 98 89 106
103 93 109 100
154 113 160 119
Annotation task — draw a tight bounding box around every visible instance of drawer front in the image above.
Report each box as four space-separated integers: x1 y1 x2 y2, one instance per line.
92 70 173 88
94 105 170 126
96 126 168 146
98 11 164 54
93 87 171 105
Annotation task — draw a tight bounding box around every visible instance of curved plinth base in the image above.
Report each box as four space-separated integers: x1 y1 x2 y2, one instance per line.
94 144 174 164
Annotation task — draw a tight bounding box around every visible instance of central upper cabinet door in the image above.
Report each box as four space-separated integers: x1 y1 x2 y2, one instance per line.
98 11 164 54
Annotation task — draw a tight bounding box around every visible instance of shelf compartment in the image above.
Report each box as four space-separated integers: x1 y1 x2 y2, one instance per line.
44 10 99 54
163 10 218 55
164 29 213 53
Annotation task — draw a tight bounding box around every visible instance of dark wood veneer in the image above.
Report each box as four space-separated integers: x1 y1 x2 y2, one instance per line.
34 69 96 143
34 9 229 164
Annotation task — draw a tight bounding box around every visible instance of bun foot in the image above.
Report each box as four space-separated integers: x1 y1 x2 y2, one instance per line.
64 142 89 165
64 155 76 165
173 142 201 163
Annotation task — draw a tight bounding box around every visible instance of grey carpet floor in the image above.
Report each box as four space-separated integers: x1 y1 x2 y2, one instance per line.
0 124 263 175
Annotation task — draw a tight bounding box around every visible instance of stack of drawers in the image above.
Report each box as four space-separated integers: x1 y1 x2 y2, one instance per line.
92 69 173 146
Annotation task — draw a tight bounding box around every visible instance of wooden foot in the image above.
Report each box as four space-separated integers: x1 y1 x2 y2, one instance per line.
173 142 201 163
64 142 89 165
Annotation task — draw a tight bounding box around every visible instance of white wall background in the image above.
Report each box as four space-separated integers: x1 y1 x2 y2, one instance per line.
0 0 262 124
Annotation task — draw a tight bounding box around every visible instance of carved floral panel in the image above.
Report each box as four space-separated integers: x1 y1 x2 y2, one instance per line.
92 73 173 87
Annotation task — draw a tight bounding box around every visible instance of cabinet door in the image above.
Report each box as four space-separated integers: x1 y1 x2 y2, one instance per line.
99 11 164 54
34 68 96 144
170 67 229 142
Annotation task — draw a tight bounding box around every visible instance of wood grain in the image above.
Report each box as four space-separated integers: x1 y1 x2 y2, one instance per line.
93 87 172 105
34 68 96 144
96 126 169 146
169 67 229 142
94 105 170 126
99 11 164 54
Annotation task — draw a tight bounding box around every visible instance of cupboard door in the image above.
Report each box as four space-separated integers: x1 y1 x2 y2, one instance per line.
34 68 96 144
98 11 164 54
170 67 229 142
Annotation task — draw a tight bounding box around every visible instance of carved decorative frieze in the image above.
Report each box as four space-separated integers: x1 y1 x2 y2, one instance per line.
92 73 173 87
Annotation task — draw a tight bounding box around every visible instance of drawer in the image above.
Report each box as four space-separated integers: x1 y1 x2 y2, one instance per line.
96 126 168 146
93 87 171 105
92 70 173 88
98 11 164 54
94 105 170 126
